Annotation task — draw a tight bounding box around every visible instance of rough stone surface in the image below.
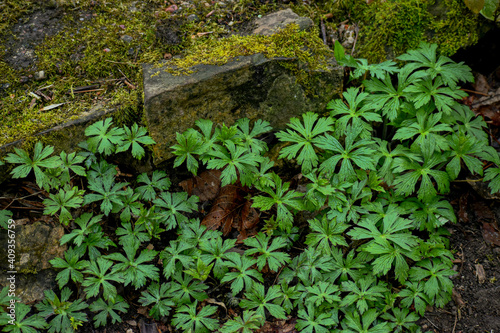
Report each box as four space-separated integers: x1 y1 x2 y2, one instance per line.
0 222 66 303
252 8 314 35
0 104 118 184
0 222 67 273
143 53 343 165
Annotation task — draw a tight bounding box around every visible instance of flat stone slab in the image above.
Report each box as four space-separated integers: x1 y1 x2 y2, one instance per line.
143 53 343 165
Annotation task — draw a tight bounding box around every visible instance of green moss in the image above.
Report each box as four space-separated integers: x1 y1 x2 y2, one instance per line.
360 0 431 62
431 0 480 55
162 24 333 94
357 0 482 62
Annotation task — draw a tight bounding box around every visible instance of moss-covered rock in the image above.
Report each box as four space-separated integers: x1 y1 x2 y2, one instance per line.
144 53 342 165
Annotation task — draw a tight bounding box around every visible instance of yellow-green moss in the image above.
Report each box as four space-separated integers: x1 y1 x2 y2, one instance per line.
160 23 333 95
357 0 481 62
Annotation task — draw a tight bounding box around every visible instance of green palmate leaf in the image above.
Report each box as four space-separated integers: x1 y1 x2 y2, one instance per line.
484 166 500 194
281 247 334 285
5 141 61 190
252 173 304 232
60 213 102 247
85 118 125 155
350 58 399 80
138 282 175 320
302 171 337 209
178 218 219 248
169 271 209 304
348 211 418 251
296 304 337 333
327 87 381 138
340 276 388 314
200 237 237 279
220 310 264 333
43 185 84 225
392 108 452 153
49 247 89 289
398 281 430 316
0 303 47 333
207 141 261 186
105 242 159 289
403 76 467 114
36 288 88 333
115 222 151 249
235 118 272 154
305 281 341 307
393 145 450 202
82 257 124 302
445 132 486 180
84 173 128 215
341 309 391 333
364 66 425 121
244 233 290 271
89 296 128 328
153 191 198 230
87 159 117 181
184 257 214 281
451 104 489 143
305 215 348 255
57 151 86 184
373 139 421 185
275 112 334 174
171 131 206 175
397 42 474 89
324 249 369 283
381 307 420 332
135 170 171 201
115 123 156 160
402 197 456 231
409 258 455 300
317 124 377 182
114 187 142 222
172 301 218 333
221 252 263 294
276 281 301 314
160 240 195 279
239 284 286 320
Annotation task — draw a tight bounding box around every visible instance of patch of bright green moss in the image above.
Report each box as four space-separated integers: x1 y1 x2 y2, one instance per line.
357 0 481 62
163 23 333 94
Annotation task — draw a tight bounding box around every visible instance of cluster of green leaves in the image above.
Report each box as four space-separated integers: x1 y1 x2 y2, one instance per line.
1 42 498 333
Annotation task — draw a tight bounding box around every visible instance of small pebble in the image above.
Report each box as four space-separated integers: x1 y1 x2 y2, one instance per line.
34 71 46 81
121 35 133 43
187 14 199 22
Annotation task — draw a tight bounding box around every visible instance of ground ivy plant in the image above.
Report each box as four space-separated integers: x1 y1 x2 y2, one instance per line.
1 42 498 333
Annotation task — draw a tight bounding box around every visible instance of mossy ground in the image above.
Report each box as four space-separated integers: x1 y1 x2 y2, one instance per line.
0 0 284 147
0 0 490 148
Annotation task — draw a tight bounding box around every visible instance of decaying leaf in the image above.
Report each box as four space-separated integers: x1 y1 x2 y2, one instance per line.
475 263 486 283
452 288 465 309
180 169 221 201
463 0 485 13
202 184 245 235
482 222 500 246
237 200 260 241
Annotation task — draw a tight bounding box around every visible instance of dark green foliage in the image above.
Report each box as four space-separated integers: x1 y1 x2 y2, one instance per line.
6 42 498 332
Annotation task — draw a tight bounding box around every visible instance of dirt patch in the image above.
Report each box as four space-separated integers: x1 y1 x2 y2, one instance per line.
2 7 65 70
419 187 500 333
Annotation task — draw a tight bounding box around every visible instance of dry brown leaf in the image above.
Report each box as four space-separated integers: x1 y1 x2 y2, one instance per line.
482 222 500 246
475 263 486 284
179 169 221 201
452 288 466 309
202 184 245 235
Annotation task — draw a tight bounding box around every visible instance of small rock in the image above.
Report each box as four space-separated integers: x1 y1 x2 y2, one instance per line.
128 48 135 56
34 71 46 81
0 83 10 90
252 9 314 36
121 35 134 43
19 76 29 83
126 320 137 326
126 329 133 333
186 14 199 22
